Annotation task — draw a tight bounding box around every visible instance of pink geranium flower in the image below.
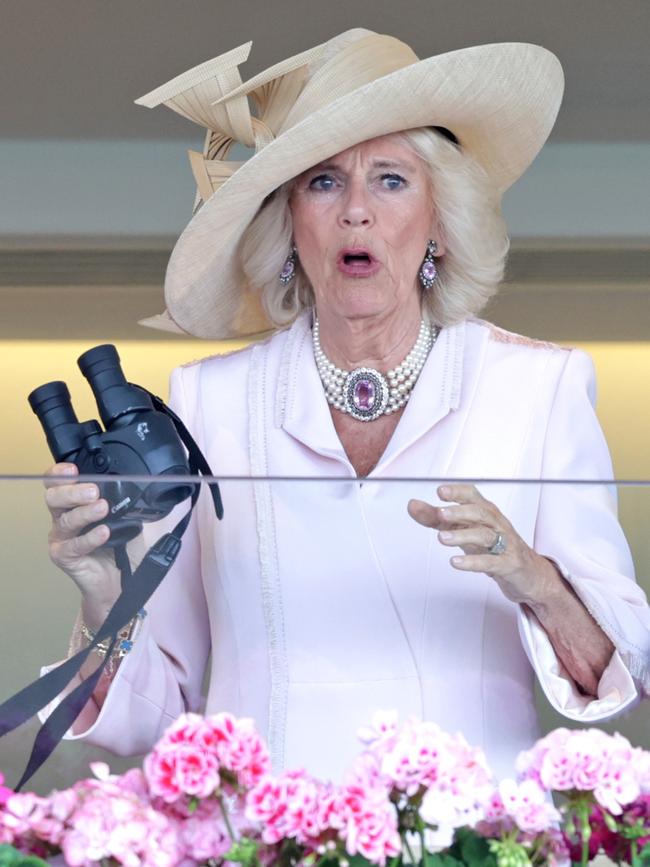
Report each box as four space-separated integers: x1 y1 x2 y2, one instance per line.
245 768 323 845
206 712 271 788
496 778 561 834
145 741 221 803
60 781 184 867
245 768 400 865
144 711 270 806
517 728 641 814
352 713 494 840
0 787 78 855
336 782 401 866
357 710 400 753
172 798 231 861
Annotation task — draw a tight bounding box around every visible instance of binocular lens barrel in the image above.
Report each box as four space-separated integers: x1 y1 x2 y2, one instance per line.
28 381 82 462
78 344 126 391
78 344 152 428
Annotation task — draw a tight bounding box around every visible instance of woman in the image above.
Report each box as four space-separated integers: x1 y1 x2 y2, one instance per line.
43 29 650 782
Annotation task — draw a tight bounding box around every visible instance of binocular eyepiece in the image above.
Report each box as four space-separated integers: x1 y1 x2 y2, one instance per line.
29 345 196 546
29 345 154 462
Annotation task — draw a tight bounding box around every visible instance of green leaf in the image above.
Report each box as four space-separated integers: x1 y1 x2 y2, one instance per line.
633 841 650 867
449 828 498 867
225 837 260 867
619 819 650 840
0 846 48 867
602 810 619 832
427 854 465 867
348 856 378 867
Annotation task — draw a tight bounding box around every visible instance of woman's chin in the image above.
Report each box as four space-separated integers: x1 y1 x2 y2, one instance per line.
332 303 413 325
322 289 407 322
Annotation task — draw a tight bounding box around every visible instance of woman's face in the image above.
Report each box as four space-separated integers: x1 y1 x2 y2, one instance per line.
289 133 442 323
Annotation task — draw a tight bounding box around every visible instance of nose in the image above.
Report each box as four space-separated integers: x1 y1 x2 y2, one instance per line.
337 179 375 229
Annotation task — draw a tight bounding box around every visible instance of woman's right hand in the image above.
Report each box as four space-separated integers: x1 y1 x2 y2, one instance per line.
44 462 122 630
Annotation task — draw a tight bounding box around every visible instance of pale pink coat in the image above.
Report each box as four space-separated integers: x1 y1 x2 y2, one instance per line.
45 314 650 781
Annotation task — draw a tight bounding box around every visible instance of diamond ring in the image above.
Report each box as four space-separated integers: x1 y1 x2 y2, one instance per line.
487 532 507 555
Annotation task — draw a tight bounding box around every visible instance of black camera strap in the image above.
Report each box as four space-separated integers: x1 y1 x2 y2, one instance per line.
146 389 223 520
0 397 222 789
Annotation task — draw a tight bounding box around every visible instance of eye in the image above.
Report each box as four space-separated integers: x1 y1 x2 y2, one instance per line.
380 173 407 190
308 173 338 192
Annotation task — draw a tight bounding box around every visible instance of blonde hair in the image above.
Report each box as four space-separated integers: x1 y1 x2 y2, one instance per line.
238 127 509 328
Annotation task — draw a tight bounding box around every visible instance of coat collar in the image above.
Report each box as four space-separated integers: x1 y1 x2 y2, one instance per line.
275 311 466 475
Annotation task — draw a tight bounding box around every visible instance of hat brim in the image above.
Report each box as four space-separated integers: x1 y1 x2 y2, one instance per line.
144 41 563 339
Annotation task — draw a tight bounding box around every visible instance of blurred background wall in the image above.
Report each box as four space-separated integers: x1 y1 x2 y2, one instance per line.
0 0 648 793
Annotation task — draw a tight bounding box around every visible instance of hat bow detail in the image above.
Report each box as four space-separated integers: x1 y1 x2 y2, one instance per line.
135 30 418 208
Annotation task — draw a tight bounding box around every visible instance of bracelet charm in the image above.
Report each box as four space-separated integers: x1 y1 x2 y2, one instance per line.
80 609 146 674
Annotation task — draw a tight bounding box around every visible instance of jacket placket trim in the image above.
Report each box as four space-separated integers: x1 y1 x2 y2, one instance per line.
274 311 310 428
248 340 290 770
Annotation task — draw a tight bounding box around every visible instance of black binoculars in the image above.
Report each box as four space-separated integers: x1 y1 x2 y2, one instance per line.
28 344 196 547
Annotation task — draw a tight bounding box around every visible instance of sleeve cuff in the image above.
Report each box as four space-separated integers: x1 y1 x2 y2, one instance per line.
38 612 154 742
518 604 638 720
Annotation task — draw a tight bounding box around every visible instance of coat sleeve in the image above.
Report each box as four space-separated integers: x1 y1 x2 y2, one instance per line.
517 347 650 720
39 363 212 755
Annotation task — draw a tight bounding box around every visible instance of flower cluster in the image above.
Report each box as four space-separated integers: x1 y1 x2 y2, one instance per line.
144 711 271 805
1 715 649 867
0 765 183 866
142 712 270 862
516 727 650 815
482 778 561 835
245 768 401 865
353 711 496 847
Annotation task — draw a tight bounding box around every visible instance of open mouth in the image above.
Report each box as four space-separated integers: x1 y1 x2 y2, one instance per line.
343 252 372 265
336 248 379 276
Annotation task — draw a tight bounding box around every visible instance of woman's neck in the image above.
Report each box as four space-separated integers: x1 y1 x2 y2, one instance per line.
314 306 423 373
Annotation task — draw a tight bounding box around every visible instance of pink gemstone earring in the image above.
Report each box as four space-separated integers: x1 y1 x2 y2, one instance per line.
419 240 438 289
279 245 297 285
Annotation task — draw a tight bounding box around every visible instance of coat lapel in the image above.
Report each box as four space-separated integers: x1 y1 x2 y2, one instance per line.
372 321 466 474
278 312 349 465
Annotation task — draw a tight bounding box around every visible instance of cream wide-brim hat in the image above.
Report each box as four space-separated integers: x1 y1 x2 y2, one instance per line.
136 28 564 339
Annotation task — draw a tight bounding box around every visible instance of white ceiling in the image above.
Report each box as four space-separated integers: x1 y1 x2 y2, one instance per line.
3 0 649 142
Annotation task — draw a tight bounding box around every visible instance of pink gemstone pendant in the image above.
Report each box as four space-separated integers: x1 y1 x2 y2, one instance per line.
353 378 376 410
279 258 295 284
344 368 388 421
419 257 437 289
421 261 436 280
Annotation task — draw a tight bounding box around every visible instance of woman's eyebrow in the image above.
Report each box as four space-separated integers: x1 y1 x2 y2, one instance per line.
309 162 341 173
309 159 417 173
372 158 417 172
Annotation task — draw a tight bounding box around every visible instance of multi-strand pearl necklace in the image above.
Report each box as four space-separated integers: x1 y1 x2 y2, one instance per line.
312 316 439 422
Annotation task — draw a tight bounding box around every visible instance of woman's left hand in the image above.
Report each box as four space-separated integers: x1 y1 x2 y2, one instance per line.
408 483 559 607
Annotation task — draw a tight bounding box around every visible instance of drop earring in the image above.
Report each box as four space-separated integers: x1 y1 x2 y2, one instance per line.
279 245 297 285
419 240 438 290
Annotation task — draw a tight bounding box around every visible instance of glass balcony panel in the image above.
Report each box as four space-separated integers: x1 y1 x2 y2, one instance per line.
0 473 648 794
